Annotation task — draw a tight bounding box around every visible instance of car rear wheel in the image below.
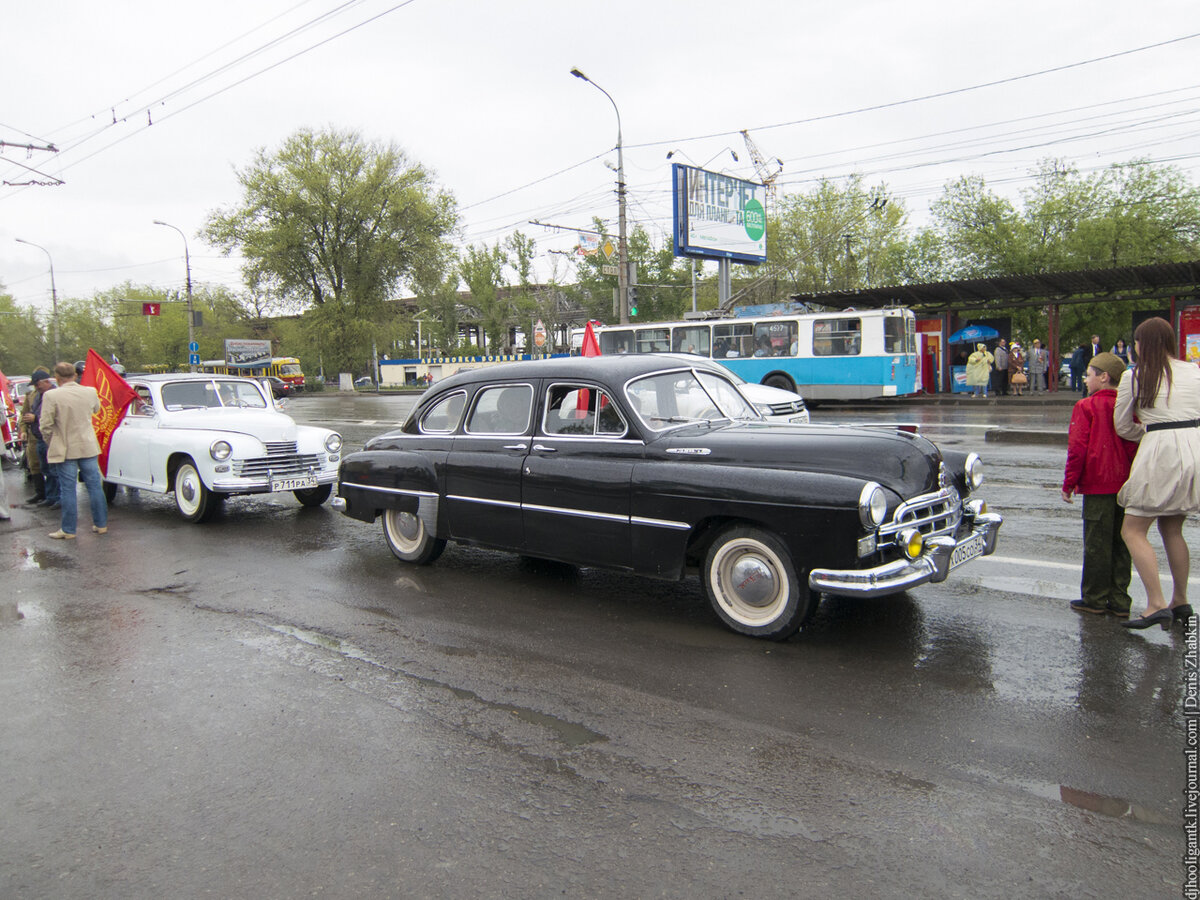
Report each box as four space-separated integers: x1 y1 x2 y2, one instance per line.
293 484 332 507
174 460 218 523
383 508 446 565
102 481 118 504
702 525 817 640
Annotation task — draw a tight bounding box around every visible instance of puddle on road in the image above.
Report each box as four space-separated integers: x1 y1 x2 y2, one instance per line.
1023 780 1173 825
18 546 76 571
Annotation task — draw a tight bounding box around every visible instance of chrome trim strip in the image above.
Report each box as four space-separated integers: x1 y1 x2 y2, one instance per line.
447 494 522 510
341 482 438 499
523 504 627 523
631 515 691 530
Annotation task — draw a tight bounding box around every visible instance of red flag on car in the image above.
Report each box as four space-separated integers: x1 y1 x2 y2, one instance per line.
581 321 601 357
577 322 603 414
80 348 137 476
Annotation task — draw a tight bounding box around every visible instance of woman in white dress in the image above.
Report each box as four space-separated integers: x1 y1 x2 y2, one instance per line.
1114 317 1200 629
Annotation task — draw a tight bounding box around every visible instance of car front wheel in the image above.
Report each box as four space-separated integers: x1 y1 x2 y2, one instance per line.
702 525 816 640
174 460 218 523
382 508 446 565
294 484 332 507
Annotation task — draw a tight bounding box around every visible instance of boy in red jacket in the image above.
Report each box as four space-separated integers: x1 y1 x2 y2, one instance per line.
1062 352 1138 617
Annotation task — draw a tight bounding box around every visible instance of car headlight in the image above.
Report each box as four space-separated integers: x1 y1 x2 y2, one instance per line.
897 527 924 560
209 440 232 461
325 433 343 453
965 453 984 490
858 482 887 529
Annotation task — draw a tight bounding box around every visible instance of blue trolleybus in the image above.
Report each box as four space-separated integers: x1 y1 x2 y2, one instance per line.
585 307 918 401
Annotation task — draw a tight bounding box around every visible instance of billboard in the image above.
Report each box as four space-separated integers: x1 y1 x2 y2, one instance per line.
672 163 767 264
224 339 272 367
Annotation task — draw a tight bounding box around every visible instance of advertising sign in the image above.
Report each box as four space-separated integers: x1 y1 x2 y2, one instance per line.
672 163 767 264
224 339 272 367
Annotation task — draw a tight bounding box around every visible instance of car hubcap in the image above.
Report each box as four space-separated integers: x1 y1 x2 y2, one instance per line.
729 555 777 608
387 511 422 551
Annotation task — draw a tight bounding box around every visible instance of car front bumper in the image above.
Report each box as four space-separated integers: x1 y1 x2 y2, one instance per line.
809 512 1002 598
211 469 339 492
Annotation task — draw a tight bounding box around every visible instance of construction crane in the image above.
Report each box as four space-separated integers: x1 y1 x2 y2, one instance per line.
740 129 783 208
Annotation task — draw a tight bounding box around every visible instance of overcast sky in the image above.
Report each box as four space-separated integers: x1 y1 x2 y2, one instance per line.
2 0 1196 320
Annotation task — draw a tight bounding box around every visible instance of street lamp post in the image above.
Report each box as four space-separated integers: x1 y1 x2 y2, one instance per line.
571 67 629 324
15 238 60 360
153 220 195 372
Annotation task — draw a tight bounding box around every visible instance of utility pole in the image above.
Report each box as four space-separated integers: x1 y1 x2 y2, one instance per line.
14 239 59 359
571 68 629 324
153 220 196 372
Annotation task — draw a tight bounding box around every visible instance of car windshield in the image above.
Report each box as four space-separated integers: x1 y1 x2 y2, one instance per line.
160 379 268 410
626 369 758 430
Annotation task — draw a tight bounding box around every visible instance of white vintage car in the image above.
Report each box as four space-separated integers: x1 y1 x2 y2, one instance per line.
103 373 342 522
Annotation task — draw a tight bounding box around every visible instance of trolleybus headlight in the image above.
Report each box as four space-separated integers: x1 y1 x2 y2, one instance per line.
325 433 343 453
859 482 887 529
209 440 232 461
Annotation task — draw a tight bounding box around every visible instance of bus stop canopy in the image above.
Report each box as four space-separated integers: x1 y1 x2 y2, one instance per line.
788 259 1200 313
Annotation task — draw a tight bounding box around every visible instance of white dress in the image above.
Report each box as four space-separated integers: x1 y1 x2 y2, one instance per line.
1114 358 1200 517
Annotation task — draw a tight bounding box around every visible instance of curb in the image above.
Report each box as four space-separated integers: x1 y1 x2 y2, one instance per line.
985 429 1067 446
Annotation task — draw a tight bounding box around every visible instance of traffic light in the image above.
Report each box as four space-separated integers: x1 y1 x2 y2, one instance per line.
629 288 638 317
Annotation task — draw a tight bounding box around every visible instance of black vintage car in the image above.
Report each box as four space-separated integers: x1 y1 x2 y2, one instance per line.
335 355 1001 639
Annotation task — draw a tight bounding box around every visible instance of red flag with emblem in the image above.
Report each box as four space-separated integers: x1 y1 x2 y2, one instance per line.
80 348 137 476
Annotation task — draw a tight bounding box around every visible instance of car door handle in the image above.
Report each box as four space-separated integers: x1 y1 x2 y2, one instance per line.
503 443 527 451
531 444 557 452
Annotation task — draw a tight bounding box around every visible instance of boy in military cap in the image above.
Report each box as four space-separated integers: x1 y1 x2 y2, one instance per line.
1061 352 1137 617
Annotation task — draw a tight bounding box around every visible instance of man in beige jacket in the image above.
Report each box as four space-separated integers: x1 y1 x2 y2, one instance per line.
39 361 108 539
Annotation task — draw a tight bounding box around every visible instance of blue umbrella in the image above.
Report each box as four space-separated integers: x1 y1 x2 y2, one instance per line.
948 324 1000 343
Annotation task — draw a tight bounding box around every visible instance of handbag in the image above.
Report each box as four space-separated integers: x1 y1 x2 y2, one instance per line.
1012 372 1028 385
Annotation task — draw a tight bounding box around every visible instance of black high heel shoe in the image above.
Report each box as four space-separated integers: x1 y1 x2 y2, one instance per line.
1120 608 1173 631
1172 604 1194 626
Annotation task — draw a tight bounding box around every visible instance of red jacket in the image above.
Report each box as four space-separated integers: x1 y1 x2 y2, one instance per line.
1062 388 1137 495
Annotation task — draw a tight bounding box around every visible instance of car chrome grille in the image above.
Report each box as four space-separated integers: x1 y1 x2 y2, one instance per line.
233 441 323 479
766 399 806 415
876 487 961 548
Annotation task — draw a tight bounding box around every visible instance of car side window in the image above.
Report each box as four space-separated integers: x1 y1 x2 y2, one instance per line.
419 391 467 434
543 384 626 437
466 385 533 435
128 387 155 417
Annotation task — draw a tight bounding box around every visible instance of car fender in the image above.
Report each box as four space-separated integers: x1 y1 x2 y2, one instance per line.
338 449 442 523
632 462 879 575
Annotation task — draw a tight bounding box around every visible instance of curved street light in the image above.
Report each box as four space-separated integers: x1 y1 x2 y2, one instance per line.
153 220 196 372
14 238 60 360
570 67 629 324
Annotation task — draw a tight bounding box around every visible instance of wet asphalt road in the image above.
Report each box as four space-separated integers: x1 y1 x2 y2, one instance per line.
0 392 1191 898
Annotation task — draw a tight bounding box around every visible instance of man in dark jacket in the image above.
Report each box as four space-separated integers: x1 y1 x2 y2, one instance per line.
21 370 59 508
1069 345 1088 393
991 339 1009 396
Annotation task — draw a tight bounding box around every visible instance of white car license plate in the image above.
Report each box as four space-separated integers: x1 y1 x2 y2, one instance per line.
271 475 319 492
949 532 986 569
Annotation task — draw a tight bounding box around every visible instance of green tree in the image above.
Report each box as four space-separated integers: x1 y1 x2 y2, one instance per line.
0 287 52 374
756 175 910 301
204 127 457 372
458 242 509 352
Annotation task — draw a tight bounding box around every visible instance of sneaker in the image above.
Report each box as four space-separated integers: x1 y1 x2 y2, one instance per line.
1070 600 1107 615
92 526 107 534
48 530 75 540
